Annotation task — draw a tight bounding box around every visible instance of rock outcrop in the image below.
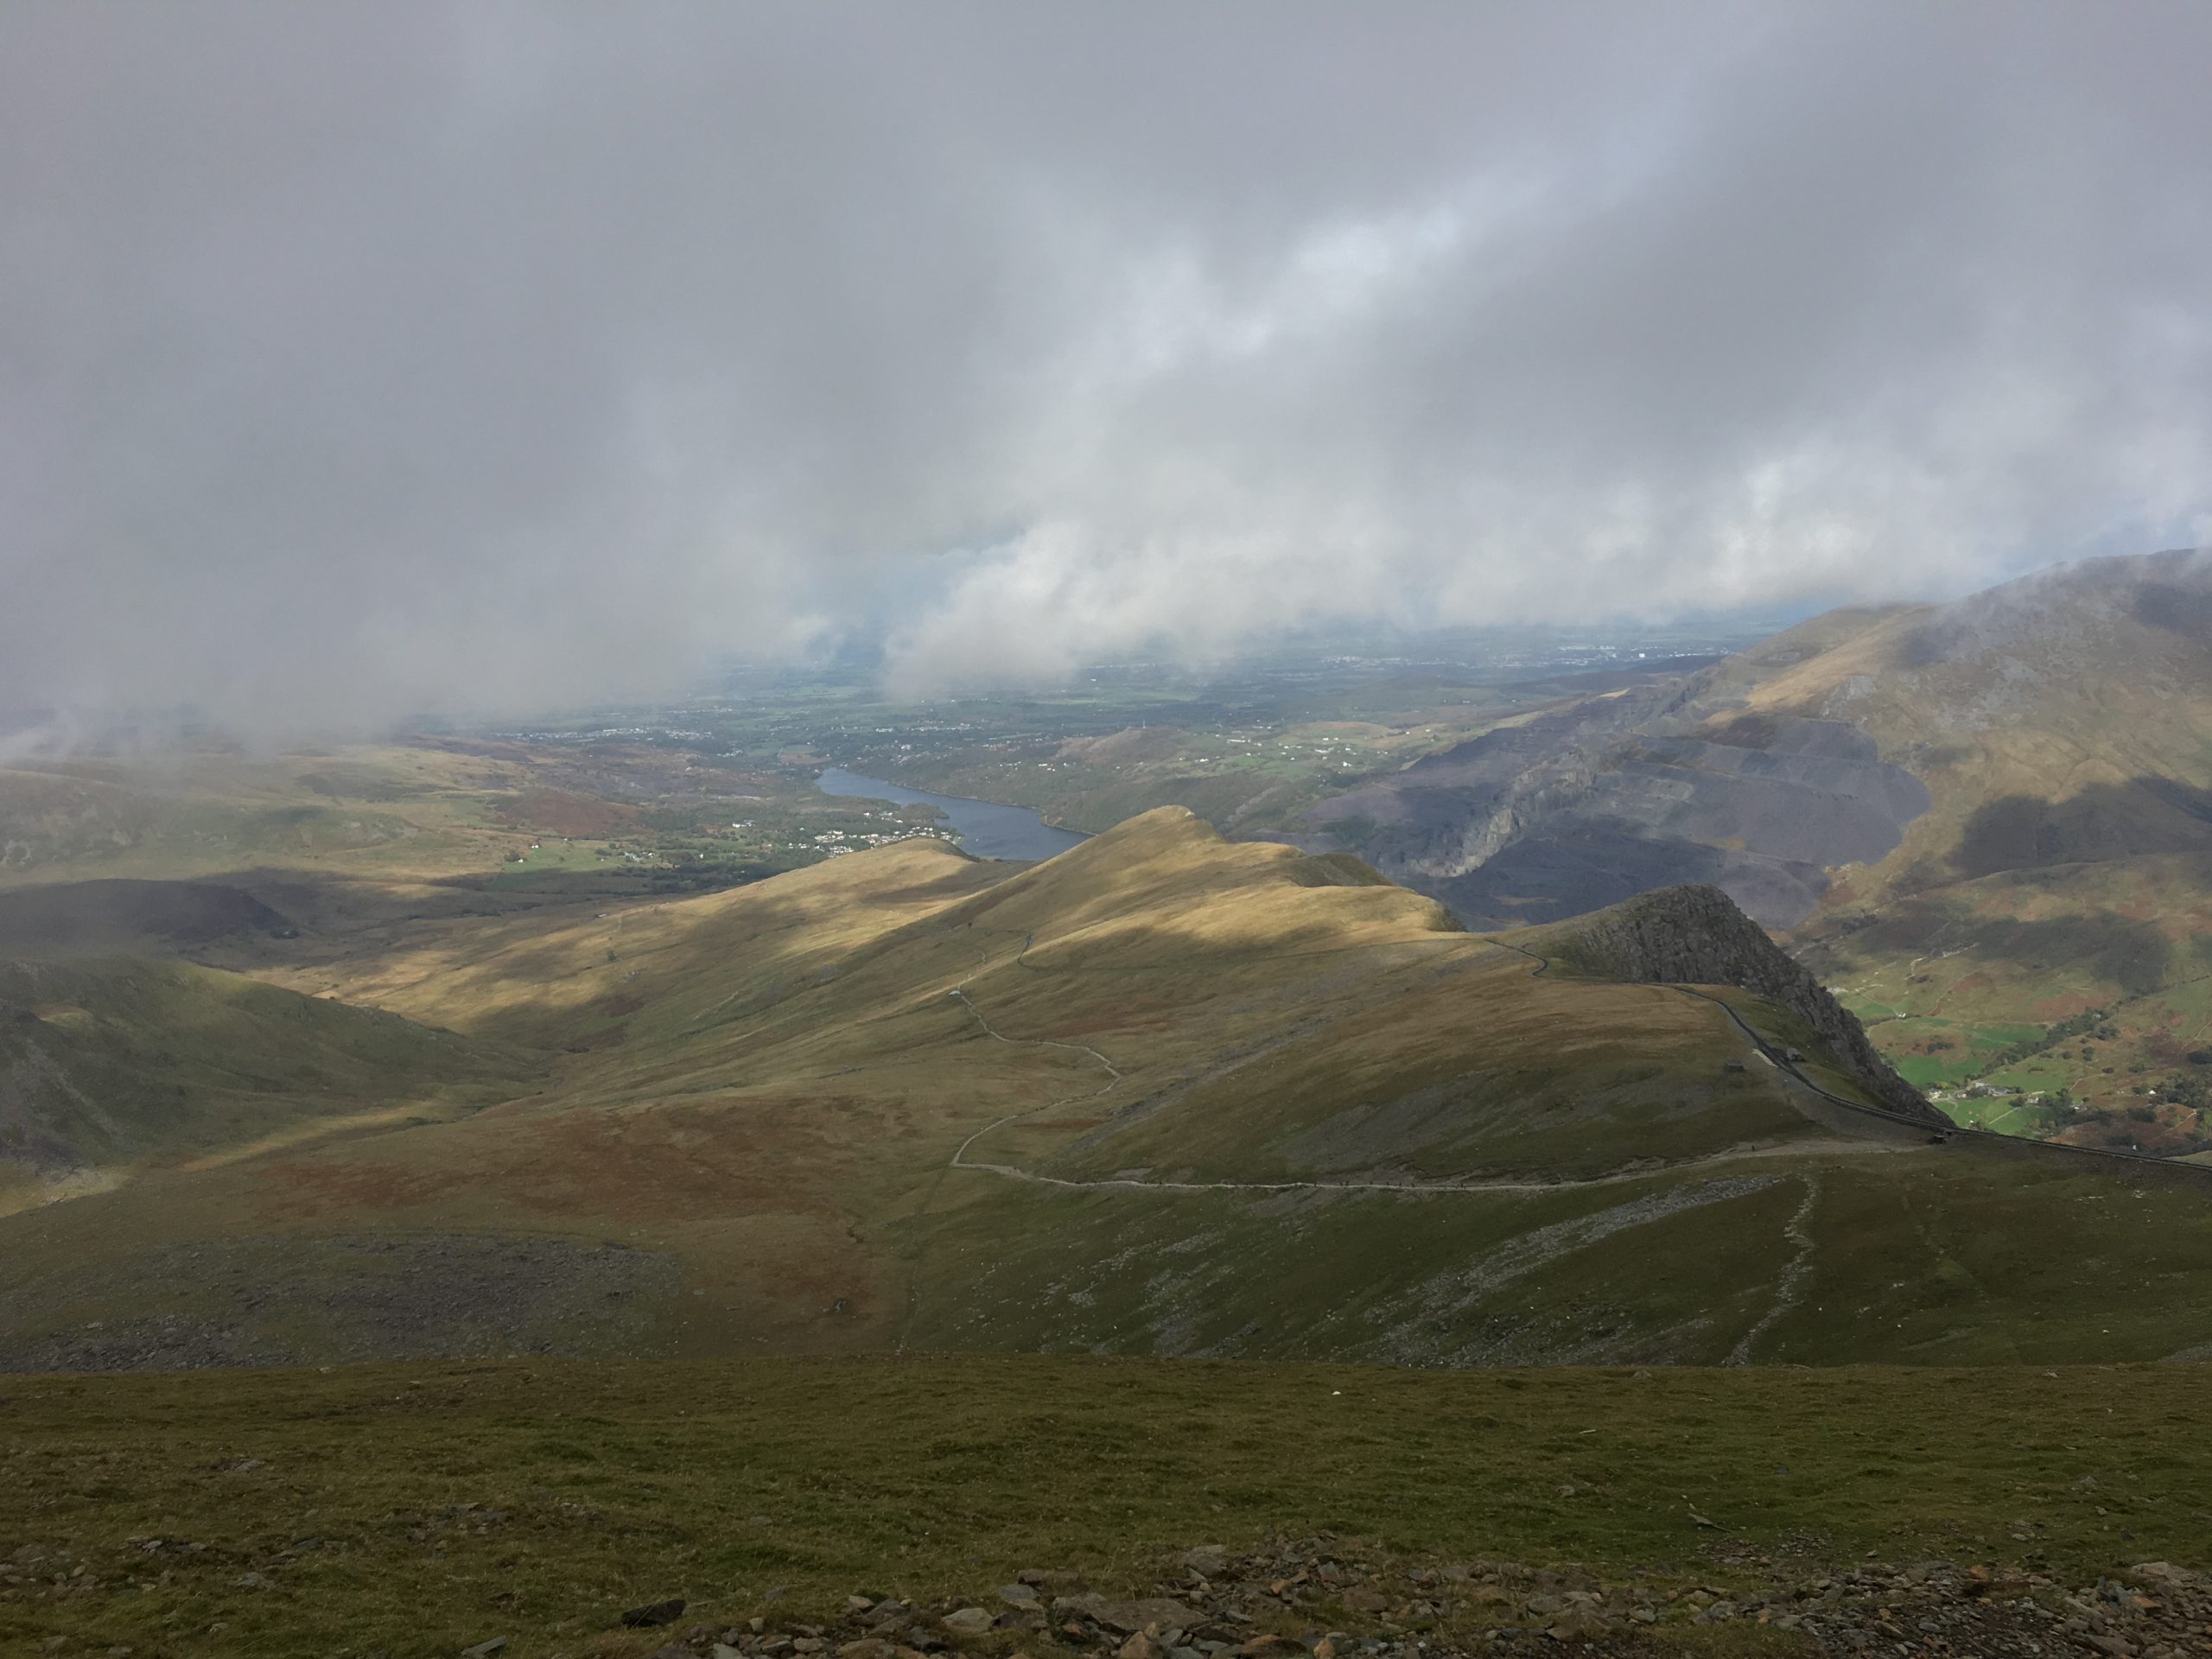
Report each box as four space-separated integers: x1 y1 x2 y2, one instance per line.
1548 883 1939 1123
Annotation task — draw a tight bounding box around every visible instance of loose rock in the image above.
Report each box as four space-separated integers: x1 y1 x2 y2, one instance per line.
1090 1598 1199 1634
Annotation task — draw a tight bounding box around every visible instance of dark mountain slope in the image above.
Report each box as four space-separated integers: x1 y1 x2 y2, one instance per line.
1309 658 1931 930
1310 550 2212 930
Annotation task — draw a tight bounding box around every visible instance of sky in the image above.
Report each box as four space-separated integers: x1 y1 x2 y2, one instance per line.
5 2 2212 734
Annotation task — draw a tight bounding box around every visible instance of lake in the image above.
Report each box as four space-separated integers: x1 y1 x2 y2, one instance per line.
815 768 1090 862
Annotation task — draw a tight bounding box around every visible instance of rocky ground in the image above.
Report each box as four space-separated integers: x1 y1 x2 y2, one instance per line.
9 1527 2210 1656
447 1536 2212 1659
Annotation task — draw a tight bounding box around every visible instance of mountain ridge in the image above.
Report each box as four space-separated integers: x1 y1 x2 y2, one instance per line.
5 805 2210 1371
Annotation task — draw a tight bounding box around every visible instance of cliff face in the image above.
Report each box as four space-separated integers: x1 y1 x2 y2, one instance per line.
1548 883 1941 1123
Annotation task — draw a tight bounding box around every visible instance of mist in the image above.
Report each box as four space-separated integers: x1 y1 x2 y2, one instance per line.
5 1 2210 734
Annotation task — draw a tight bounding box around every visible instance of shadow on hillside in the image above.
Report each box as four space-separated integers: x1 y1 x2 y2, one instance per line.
0 878 291 958
1801 887 2180 1001
2133 579 2212 640
0 862 750 988
1955 912 2173 996
1953 778 2212 881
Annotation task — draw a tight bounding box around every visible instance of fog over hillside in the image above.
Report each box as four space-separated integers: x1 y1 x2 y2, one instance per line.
6 2 2212 733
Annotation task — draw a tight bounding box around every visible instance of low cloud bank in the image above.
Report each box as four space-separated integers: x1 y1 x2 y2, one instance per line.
5 3 2209 730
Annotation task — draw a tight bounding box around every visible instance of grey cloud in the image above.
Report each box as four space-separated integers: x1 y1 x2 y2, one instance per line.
3 1 2209 728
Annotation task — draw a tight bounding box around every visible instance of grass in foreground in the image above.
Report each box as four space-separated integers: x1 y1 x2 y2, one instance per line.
3 1356 2207 1657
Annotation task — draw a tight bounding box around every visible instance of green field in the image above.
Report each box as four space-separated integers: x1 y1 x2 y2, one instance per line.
1810 856 2212 1139
1859 1018 2045 1090
1843 976 2212 1153
492 839 619 877
1933 1093 2065 1138
3 1357 2208 1658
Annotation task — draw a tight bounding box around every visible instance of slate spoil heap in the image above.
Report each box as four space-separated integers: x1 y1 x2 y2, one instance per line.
579 1537 2212 1659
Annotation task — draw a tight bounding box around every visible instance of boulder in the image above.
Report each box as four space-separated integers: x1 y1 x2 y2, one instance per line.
1021 1568 1089 1594
1090 1599 1200 1634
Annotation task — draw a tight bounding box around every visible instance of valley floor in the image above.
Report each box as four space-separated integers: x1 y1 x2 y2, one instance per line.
3 1356 2208 1657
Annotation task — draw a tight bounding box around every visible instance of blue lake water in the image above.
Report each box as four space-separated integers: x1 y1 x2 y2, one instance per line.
815 768 1090 862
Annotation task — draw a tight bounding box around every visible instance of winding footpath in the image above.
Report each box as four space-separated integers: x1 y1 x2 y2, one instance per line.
943 943 1903 1201
944 983 1126 1173
943 931 2209 1197
919 931 2206 1366
1725 1173 1821 1365
938 925 2212 1211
